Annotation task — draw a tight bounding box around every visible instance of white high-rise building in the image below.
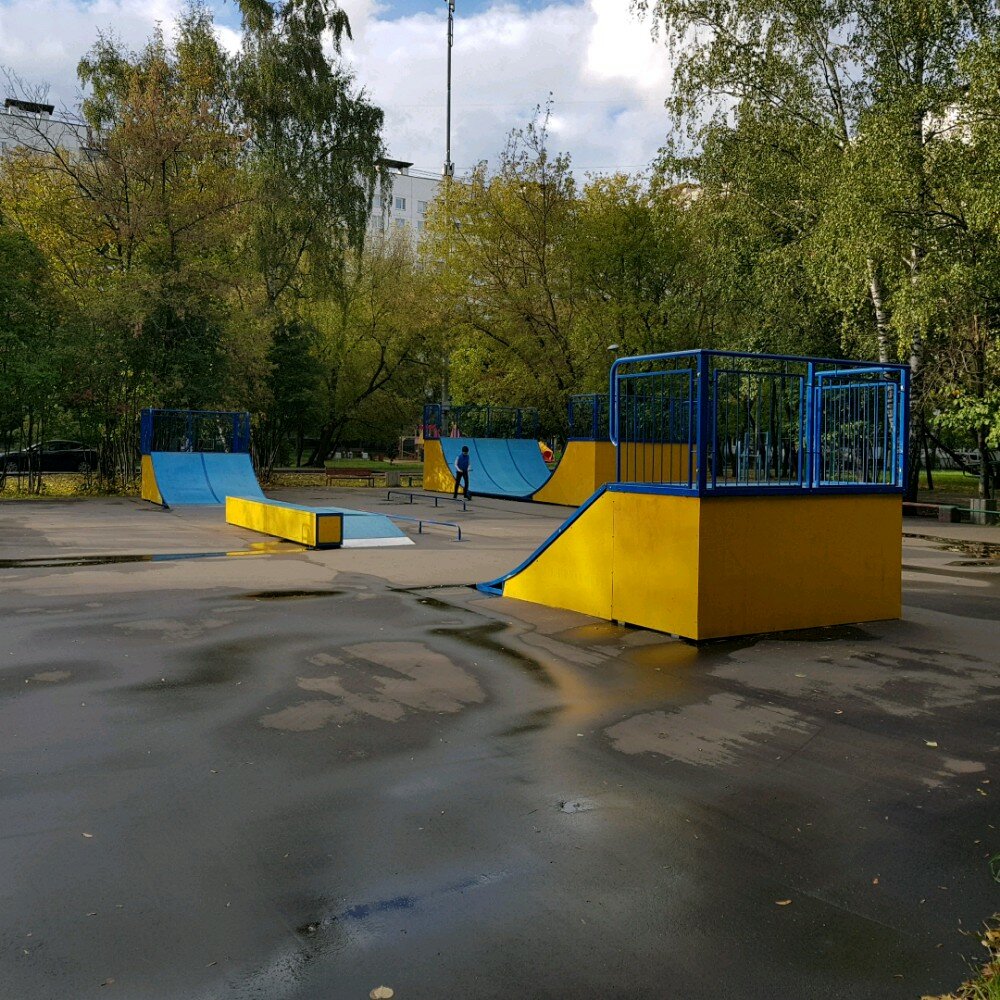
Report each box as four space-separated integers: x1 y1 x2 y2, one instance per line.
0 99 90 156
370 158 443 240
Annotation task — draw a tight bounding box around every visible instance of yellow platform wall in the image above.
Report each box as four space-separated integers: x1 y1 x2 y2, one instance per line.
533 441 617 506
422 440 455 493
226 497 343 549
696 494 902 639
617 443 696 486
140 455 163 506
499 490 901 640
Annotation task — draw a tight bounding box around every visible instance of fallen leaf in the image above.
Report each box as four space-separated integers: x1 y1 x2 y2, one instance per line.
834 709 843 715
775 899 792 906
872 878 879 885
82 833 94 839
370 988 394 999
925 741 938 748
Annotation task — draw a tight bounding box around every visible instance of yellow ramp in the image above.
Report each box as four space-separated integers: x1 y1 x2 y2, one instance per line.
226 497 343 549
484 490 901 640
140 454 163 506
532 441 617 506
422 440 455 493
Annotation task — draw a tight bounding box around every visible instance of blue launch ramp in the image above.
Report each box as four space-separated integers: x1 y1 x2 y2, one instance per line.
439 438 551 500
146 452 265 507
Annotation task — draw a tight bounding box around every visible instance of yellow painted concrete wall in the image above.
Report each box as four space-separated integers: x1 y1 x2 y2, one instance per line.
422 440 455 494
617 443 696 486
503 491 615 620
499 490 902 640
226 497 342 548
533 441 617 506
140 455 163 506
610 493 701 638
695 494 901 639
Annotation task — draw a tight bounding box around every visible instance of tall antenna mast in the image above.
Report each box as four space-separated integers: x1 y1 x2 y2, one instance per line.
444 0 455 178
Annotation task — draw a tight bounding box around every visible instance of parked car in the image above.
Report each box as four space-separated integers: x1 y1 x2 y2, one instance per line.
1 440 99 473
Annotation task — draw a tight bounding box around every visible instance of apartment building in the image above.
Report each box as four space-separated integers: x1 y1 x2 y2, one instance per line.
370 158 443 240
0 99 88 155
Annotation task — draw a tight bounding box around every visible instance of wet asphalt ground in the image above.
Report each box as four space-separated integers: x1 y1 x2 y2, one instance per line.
0 491 998 1000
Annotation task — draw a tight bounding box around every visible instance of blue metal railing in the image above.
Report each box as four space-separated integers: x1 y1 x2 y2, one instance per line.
608 350 908 495
568 393 610 441
422 404 539 440
140 409 252 455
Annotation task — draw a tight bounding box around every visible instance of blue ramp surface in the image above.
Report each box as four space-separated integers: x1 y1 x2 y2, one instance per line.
440 438 550 500
203 452 265 503
150 452 264 506
149 453 217 506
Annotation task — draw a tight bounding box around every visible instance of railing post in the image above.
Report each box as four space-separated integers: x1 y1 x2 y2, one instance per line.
696 352 711 494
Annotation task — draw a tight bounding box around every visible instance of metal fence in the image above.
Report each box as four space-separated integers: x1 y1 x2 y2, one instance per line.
609 351 908 494
568 393 610 441
140 409 252 455
422 404 539 440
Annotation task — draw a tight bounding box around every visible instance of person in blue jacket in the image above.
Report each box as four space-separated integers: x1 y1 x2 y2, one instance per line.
453 445 472 500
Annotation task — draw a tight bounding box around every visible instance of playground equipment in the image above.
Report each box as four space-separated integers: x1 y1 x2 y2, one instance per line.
422 398 617 505
226 497 344 548
140 409 265 507
479 350 908 640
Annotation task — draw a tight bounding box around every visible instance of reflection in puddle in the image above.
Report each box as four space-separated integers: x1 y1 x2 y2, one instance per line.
239 590 343 601
0 544 305 569
28 670 71 683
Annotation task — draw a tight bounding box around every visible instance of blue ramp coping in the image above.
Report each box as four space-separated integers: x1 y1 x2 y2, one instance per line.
236 498 413 548
440 437 551 500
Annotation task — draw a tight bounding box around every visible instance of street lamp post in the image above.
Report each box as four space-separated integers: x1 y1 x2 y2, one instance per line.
444 0 455 178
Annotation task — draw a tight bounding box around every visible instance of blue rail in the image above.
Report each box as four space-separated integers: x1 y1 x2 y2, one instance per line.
382 513 464 541
608 350 908 495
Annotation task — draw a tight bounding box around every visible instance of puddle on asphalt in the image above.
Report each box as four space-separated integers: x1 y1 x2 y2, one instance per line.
132 658 247 692
238 590 344 601
0 545 305 569
27 670 71 683
431 620 557 687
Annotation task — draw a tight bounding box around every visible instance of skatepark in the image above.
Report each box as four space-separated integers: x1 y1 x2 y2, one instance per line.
2 352 998 999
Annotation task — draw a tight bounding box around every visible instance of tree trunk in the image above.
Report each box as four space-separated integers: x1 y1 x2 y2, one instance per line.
867 260 891 363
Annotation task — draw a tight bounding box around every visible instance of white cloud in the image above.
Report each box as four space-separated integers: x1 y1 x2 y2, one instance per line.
0 0 674 173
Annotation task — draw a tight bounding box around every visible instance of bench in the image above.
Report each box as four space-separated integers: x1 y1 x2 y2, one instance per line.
324 469 423 488
325 468 377 487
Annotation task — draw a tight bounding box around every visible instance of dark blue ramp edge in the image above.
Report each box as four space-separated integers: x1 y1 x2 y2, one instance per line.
440 437 548 500
150 452 217 506
476 484 610 594
203 452 265 503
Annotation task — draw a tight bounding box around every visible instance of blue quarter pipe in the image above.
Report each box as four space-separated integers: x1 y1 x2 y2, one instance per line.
147 452 266 507
440 438 551 500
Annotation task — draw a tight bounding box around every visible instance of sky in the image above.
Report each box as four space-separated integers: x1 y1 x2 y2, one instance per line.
0 0 676 175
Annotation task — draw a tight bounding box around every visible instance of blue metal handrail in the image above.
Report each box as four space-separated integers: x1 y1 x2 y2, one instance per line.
608 349 909 495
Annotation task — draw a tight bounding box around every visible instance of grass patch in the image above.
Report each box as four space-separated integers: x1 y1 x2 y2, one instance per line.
0 474 132 499
923 920 1000 1000
320 459 422 471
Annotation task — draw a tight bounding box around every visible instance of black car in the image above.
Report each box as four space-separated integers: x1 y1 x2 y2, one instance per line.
1 440 99 473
